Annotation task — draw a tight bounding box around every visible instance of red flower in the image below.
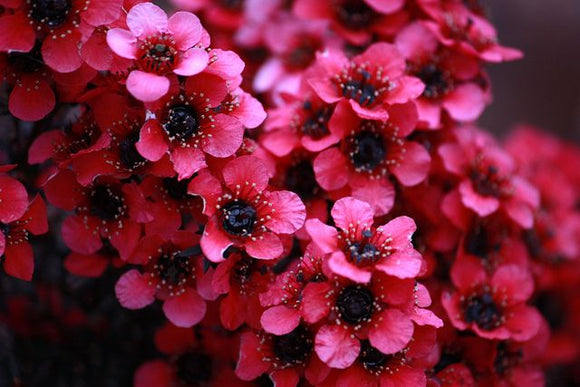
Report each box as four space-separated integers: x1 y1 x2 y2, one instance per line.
313 101 430 215
189 155 306 261
439 127 540 229
0 0 123 73
308 43 424 121
305 197 423 283
107 2 209 101
43 170 150 260
0 168 47 280
115 231 209 327
293 0 406 45
442 262 543 341
395 22 490 129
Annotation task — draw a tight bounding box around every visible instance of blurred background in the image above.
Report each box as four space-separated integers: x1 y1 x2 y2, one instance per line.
480 0 580 142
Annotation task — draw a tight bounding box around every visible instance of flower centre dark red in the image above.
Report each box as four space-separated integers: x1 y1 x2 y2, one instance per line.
118 132 147 170
301 102 332 139
359 340 388 372
470 164 505 197
285 160 318 201
7 49 43 73
348 131 385 172
493 342 522 375
417 64 453 99
175 352 212 384
89 185 125 221
342 70 379 107
463 292 502 330
337 285 375 324
29 0 72 27
218 0 244 11
0 223 10 237
334 0 375 30
348 239 381 266
156 252 193 286
137 36 177 74
272 325 313 366
164 105 200 141
284 38 319 70
222 200 257 236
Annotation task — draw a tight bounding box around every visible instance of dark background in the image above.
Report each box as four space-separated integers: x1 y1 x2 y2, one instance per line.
480 0 580 142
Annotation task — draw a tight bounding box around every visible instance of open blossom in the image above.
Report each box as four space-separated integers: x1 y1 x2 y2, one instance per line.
0 166 47 280
107 2 209 101
442 262 542 342
308 42 424 121
439 127 540 229
305 197 423 283
189 156 306 261
312 101 431 215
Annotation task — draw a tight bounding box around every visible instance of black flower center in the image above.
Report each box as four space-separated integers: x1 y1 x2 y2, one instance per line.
7 49 43 73
470 164 505 197
176 352 212 384
342 70 378 107
433 349 462 374
337 285 375 325
348 241 380 266
118 132 147 170
334 0 375 30
30 0 72 27
493 342 522 376
359 340 388 371
164 105 200 142
219 0 244 11
162 177 190 200
89 185 124 221
464 292 502 330
157 253 193 286
417 64 452 99
0 223 10 237
137 36 177 74
272 325 313 366
348 130 385 172
222 200 257 236
285 160 318 201
301 102 332 139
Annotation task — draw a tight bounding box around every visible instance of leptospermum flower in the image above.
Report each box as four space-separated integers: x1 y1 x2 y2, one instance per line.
115 232 210 327
106 2 210 101
0 166 47 280
439 127 540 229
308 42 424 121
305 197 423 283
189 155 306 261
442 262 543 342
313 101 431 215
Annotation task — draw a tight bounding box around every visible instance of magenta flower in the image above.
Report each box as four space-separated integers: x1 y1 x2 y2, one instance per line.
107 3 209 101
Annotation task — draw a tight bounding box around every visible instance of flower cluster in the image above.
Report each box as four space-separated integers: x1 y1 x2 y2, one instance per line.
0 1 579 386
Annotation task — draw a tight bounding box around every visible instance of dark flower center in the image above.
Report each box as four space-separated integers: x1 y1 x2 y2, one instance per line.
157 253 193 286
337 285 375 324
342 70 378 106
222 200 257 236
272 325 313 366
284 39 319 70
463 292 502 330
176 352 212 384
348 131 385 172
164 105 200 141
334 0 375 30
284 160 318 201
470 164 506 198
301 102 332 139
30 0 72 27
359 340 388 372
162 177 190 200
417 64 452 99
493 342 522 376
7 49 43 73
0 223 10 237
218 0 244 11
464 224 501 259
89 185 124 221
433 349 462 374
348 241 380 266
118 132 147 170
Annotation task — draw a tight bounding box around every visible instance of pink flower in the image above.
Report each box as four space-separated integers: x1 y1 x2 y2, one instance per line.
442 262 543 342
312 101 430 215
308 43 424 121
305 197 423 283
107 3 209 101
189 156 306 261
